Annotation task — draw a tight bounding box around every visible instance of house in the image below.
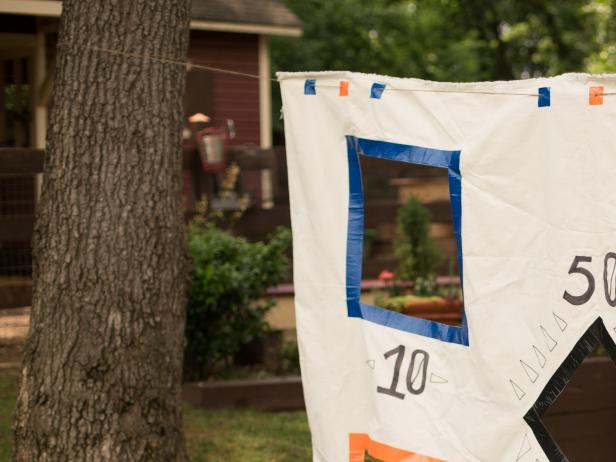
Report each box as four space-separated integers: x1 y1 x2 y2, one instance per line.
0 0 301 148
0 0 301 285
0 0 458 307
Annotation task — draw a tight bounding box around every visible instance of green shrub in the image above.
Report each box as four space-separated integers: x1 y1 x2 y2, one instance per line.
185 221 291 377
363 227 377 260
276 341 301 375
394 195 442 285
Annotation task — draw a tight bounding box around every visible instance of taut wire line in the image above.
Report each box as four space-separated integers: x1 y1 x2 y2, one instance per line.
59 43 613 98
58 42 278 82
314 83 539 97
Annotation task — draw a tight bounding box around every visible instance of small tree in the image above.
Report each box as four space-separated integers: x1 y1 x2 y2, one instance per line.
394 196 442 286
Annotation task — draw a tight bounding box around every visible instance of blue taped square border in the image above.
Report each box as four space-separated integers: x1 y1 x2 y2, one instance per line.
345 136 469 346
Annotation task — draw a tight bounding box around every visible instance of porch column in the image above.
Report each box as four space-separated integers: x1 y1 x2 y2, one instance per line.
258 34 272 149
33 29 47 201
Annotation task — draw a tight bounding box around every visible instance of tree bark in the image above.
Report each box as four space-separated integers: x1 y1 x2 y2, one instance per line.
12 1 191 460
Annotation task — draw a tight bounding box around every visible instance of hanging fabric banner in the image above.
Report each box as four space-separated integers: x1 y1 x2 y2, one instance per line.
279 71 616 462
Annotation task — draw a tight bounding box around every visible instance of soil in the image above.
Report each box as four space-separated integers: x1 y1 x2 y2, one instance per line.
0 306 29 369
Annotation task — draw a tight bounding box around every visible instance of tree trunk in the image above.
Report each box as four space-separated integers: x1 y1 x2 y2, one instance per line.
12 1 191 460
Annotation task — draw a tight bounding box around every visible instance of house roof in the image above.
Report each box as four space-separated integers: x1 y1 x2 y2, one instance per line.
192 0 302 30
0 0 302 36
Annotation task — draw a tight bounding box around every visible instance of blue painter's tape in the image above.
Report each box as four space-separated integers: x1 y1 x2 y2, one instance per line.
345 135 469 346
359 303 467 344
345 137 365 318
448 151 462 285
354 137 453 168
304 79 317 95
538 87 550 107
370 83 386 99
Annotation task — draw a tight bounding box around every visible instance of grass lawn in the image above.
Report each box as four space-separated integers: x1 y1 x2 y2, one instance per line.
0 372 312 461
0 370 16 461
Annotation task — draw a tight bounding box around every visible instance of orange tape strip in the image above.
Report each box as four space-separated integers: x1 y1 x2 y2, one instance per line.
349 433 445 462
340 80 349 96
589 85 604 105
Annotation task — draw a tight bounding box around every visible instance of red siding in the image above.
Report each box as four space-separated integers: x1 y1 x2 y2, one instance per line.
188 31 260 146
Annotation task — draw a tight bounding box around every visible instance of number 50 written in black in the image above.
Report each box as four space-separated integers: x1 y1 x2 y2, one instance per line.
563 253 616 306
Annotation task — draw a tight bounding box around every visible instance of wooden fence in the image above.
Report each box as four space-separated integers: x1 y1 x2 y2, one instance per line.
543 356 616 461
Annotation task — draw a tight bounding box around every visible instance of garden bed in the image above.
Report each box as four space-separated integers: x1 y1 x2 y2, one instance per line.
184 376 304 412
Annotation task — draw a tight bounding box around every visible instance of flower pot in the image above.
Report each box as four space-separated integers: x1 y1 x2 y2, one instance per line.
401 297 463 326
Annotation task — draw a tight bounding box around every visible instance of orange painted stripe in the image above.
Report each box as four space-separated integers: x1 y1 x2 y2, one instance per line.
340 80 349 96
589 85 604 105
349 433 445 462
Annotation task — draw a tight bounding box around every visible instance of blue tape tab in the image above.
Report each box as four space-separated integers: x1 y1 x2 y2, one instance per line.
304 79 316 95
370 83 386 99
538 87 550 107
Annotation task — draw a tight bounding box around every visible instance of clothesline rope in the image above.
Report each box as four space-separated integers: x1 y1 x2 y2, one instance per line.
58 42 278 81
313 83 539 97
58 42 615 98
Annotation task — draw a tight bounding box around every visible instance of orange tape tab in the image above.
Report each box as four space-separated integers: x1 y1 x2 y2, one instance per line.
349 433 445 462
340 80 349 96
589 86 604 105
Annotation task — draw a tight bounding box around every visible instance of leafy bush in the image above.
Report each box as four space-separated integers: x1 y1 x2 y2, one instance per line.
363 228 377 260
185 221 291 377
394 196 442 285
276 341 301 375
